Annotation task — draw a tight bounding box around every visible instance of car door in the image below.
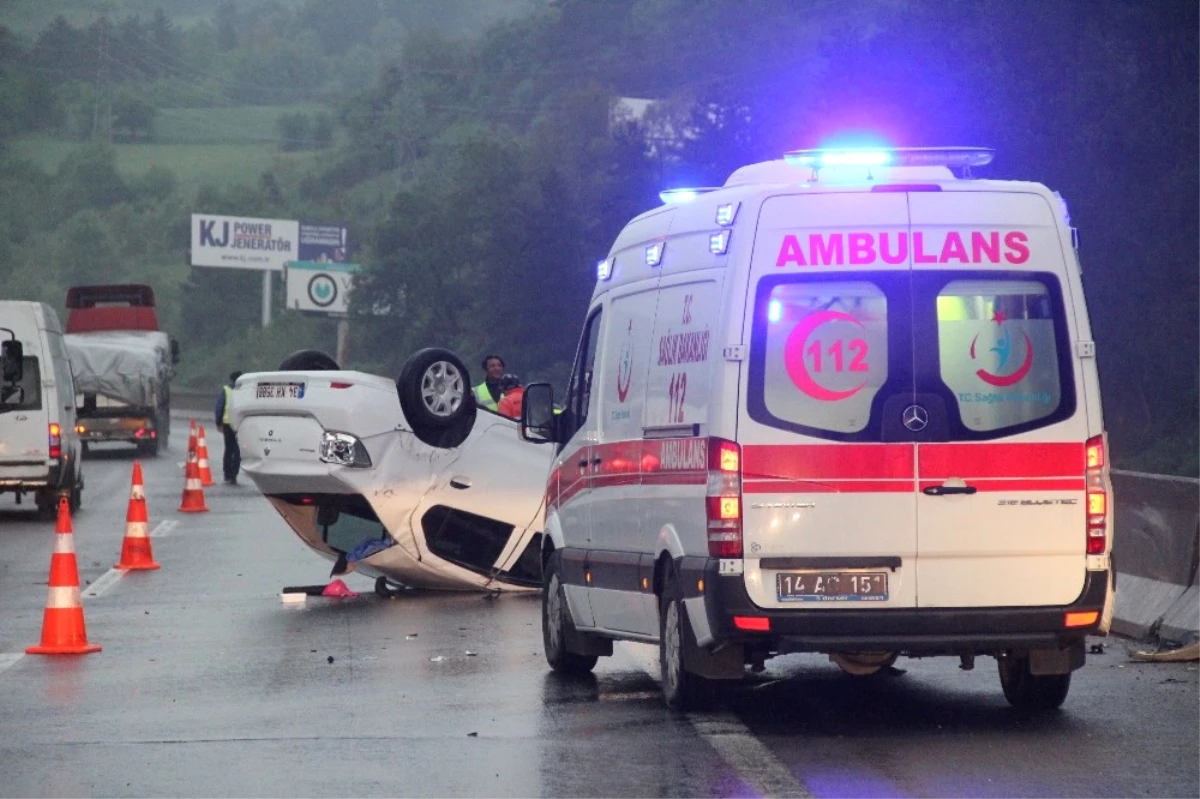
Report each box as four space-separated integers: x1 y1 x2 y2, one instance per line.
909 190 1088 607
549 306 605 626
740 191 920 610
587 284 657 634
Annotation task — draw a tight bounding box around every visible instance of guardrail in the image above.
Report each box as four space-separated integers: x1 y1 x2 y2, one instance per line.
1111 470 1200 646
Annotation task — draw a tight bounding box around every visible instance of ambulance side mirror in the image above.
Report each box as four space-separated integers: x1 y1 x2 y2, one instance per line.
1 338 23 384
520 382 557 443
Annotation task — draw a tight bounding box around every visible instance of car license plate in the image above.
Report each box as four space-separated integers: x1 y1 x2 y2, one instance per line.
776 571 888 602
256 382 305 399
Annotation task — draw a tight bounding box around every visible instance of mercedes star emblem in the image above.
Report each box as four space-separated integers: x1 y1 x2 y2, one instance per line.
902 404 929 432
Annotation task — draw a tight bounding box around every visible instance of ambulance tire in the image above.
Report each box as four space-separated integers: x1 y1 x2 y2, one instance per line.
34 489 56 520
397 348 475 448
998 654 1071 711
278 349 340 371
660 572 716 711
542 551 598 675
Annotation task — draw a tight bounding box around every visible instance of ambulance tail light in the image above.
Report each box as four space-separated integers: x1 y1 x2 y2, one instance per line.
1085 434 1108 555
48 423 62 460
706 438 742 558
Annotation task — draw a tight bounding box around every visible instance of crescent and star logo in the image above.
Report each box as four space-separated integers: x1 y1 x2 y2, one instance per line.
616 320 633 403
970 310 1033 387
783 310 868 401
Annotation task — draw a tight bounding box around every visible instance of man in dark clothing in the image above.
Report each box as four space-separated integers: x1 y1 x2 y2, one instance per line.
214 371 243 485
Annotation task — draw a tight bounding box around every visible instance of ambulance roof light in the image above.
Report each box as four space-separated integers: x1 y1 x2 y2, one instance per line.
784 146 995 169
659 187 720 204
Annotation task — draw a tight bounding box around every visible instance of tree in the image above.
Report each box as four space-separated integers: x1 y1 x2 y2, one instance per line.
276 112 311 151
112 92 155 142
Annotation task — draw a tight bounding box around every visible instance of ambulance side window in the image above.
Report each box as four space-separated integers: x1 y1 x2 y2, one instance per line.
565 308 603 436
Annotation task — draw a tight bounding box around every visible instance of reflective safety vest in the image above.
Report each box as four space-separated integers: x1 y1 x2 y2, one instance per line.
473 383 499 411
222 385 234 425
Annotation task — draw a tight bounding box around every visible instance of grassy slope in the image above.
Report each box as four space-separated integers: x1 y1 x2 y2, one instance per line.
13 105 332 188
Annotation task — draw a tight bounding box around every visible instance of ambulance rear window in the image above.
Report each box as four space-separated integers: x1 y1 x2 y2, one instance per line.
756 280 889 434
748 271 1075 442
936 279 1063 432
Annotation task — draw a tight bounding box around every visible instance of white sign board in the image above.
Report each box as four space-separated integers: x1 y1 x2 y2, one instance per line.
285 261 360 315
191 214 299 271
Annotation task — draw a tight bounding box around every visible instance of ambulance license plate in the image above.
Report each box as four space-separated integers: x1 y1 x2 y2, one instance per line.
256 382 305 400
776 572 887 602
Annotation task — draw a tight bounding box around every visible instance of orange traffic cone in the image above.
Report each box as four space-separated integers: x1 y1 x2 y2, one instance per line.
178 450 209 513
197 426 215 487
27 498 101 655
115 460 160 570
187 419 198 459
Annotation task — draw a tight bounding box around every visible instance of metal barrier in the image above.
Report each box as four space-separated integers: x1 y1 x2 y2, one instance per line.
1111 470 1200 645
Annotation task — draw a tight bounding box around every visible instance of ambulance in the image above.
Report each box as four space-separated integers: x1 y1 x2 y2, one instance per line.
521 147 1114 711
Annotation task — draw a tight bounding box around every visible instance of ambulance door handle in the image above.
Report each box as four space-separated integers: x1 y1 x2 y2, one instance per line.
590 456 602 473
578 457 588 474
923 484 977 496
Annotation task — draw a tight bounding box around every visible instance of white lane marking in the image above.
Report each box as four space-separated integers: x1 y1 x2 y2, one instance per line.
83 520 178 598
152 519 179 538
619 642 813 798
82 569 125 598
0 653 23 675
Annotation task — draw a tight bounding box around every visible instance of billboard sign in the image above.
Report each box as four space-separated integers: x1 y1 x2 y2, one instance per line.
190 214 299 271
299 223 350 263
285 261 360 315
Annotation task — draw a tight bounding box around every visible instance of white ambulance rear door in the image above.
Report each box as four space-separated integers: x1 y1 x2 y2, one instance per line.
739 190 919 610
908 189 1089 607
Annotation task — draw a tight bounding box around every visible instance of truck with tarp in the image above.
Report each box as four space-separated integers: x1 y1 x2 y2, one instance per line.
63 284 179 456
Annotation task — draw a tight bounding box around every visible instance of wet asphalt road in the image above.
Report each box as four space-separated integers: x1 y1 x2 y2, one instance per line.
0 416 1196 798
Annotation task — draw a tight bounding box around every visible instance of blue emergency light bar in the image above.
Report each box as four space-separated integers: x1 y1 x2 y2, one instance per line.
659 187 721 204
784 147 995 169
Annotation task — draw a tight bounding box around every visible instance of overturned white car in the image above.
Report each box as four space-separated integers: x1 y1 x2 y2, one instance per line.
228 348 554 594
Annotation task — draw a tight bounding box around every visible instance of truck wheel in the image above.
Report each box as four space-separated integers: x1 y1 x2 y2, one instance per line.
279 349 340 371
998 654 1070 711
660 570 715 711
397 348 475 448
542 551 598 675
137 440 159 458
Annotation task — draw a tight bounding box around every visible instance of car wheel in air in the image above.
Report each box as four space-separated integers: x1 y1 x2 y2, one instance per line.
278 349 340 371
397 348 476 448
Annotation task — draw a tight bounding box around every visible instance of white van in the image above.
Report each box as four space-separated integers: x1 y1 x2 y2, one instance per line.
522 147 1113 711
0 301 85 517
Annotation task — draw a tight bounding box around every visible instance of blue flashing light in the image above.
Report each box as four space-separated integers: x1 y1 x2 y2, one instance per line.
784 146 995 170
768 300 783 323
715 202 740 226
659 187 720 205
597 258 613 281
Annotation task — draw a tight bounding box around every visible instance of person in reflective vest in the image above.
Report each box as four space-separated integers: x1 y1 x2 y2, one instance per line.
214 371 243 485
473 354 505 411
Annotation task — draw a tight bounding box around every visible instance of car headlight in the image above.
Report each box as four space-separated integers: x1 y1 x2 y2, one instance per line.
319 431 372 468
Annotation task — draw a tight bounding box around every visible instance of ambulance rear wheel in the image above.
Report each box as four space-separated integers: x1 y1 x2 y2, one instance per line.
279 349 340 371
660 572 715 711
397 348 475 448
998 654 1071 711
542 551 598 675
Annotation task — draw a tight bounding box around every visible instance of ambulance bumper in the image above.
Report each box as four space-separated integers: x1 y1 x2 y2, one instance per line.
681 558 1109 655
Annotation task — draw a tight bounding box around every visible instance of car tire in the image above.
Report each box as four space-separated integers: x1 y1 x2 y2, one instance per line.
137 440 159 458
542 551 598 675
660 569 716 711
998 654 1071 711
397 348 475 448
279 349 340 371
